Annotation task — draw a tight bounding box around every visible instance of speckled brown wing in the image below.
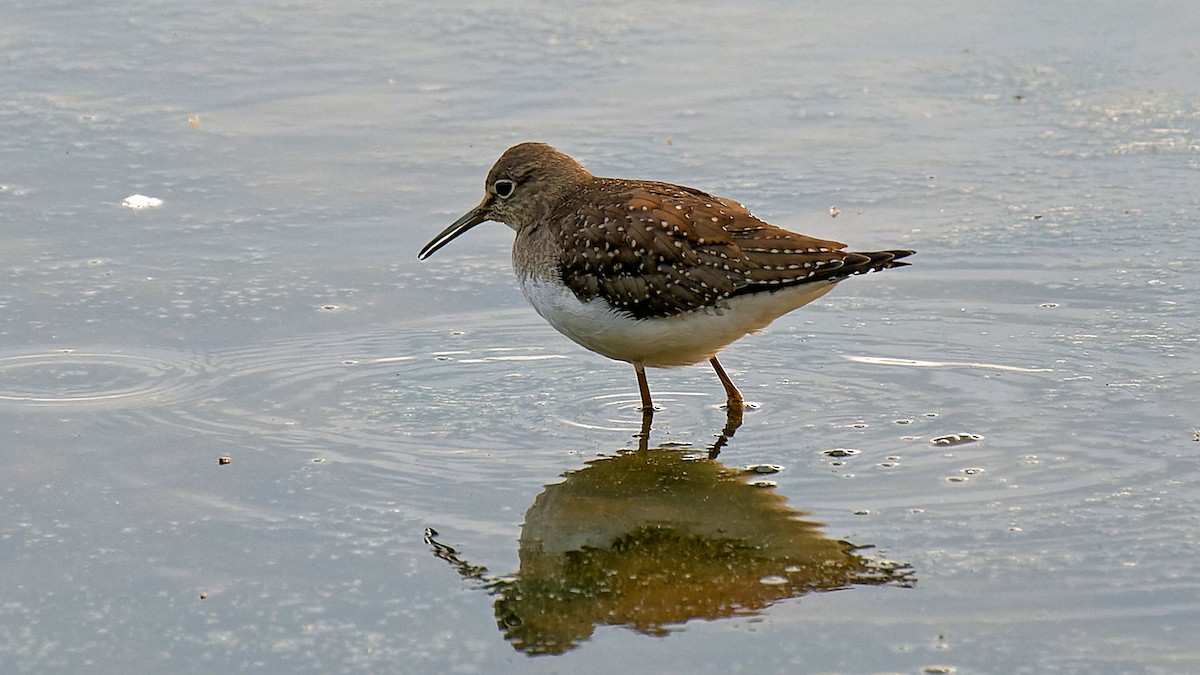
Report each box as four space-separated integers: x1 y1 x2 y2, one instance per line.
554 180 871 319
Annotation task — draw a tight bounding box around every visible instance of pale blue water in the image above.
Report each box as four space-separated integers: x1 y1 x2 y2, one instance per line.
2 1 1198 673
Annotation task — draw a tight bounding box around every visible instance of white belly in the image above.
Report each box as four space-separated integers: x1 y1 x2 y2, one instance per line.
518 275 837 368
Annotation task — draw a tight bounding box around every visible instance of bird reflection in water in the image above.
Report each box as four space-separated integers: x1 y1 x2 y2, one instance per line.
425 448 914 656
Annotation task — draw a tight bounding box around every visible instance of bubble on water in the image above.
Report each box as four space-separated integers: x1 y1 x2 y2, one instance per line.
822 448 860 458
758 575 788 585
961 467 985 475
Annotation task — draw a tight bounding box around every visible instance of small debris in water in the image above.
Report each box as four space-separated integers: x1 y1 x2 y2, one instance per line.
931 433 984 446
961 467 985 475
746 464 782 474
749 480 777 488
199 593 208 600
894 418 913 425
823 448 860 458
829 205 841 218
122 194 163 209
218 456 232 465
759 575 788 585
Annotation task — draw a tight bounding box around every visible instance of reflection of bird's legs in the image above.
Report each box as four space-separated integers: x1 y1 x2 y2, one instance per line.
708 401 744 459
637 408 653 452
423 528 490 582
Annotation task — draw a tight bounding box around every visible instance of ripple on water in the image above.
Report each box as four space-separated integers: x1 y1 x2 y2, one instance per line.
163 327 579 450
0 348 205 407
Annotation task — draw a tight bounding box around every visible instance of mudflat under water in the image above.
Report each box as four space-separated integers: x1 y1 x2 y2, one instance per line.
2 1 1198 673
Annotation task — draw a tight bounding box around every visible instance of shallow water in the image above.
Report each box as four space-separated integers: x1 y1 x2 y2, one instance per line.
3 1 1198 673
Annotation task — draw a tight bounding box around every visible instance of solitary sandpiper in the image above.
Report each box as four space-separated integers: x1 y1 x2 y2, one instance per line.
419 142 913 417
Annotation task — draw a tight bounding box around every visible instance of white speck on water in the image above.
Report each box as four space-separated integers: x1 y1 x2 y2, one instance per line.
122 194 163 209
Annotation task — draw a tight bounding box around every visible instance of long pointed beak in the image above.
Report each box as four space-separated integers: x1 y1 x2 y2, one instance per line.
417 200 491 260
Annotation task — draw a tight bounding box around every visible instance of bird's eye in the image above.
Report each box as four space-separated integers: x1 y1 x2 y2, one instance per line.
493 179 515 198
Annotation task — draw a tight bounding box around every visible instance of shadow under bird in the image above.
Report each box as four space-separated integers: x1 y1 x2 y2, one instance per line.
418 142 913 416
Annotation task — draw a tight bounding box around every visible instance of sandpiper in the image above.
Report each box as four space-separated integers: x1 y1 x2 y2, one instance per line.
419 142 912 415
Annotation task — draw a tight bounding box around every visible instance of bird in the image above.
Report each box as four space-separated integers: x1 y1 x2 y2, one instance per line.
418 142 912 417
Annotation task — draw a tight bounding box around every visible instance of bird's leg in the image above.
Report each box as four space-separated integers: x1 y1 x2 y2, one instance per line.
709 356 744 412
708 356 744 458
634 362 655 413
633 362 654 451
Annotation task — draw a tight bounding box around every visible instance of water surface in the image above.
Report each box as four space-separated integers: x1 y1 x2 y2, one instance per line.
2 1 1198 673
